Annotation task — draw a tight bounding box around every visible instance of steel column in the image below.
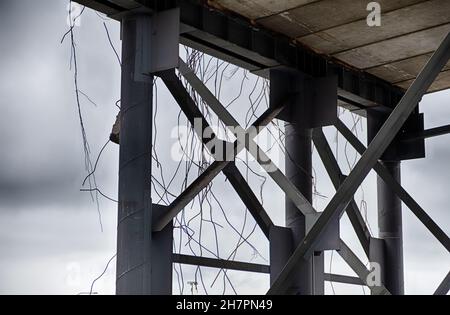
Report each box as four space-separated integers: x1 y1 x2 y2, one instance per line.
368 109 405 295
116 14 173 295
285 124 316 294
377 161 404 295
116 14 154 295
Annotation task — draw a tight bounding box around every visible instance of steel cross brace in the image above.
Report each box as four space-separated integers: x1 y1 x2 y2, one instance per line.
337 240 390 295
312 128 372 257
335 119 450 252
154 69 275 237
178 59 316 217
434 271 450 295
152 101 282 231
268 32 450 295
177 60 388 294
155 61 315 232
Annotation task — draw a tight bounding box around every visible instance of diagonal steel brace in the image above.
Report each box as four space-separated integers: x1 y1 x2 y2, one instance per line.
434 271 450 295
179 59 316 216
156 69 274 237
312 128 372 257
153 72 286 231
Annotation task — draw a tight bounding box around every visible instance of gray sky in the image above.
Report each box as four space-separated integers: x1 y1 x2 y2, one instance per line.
0 0 448 295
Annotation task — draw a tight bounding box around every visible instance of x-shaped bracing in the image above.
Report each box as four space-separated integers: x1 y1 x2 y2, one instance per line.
154 58 396 294
152 29 450 296
153 68 285 234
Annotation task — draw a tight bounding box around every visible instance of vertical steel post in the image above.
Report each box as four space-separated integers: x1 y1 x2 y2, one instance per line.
368 109 405 295
116 14 173 295
271 69 332 295
285 123 316 294
377 160 404 294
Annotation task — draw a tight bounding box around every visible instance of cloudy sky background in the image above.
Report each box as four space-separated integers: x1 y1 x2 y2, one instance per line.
0 0 449 295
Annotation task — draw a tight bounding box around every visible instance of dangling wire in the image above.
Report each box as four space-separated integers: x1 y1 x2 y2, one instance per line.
62 1 107 232
89 253 117 295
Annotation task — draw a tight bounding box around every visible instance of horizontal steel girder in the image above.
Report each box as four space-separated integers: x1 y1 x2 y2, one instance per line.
173 254 371 287
173 254 270 274
402 124 450 142
74 0 406 110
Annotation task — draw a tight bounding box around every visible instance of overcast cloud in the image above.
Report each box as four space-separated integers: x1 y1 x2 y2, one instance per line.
0 0 448 295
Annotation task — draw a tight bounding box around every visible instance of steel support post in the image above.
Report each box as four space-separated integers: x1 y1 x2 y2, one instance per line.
367 110 405 295
270 68 336 295
285 124 319 294
116 14 173 295
377 160 404 294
